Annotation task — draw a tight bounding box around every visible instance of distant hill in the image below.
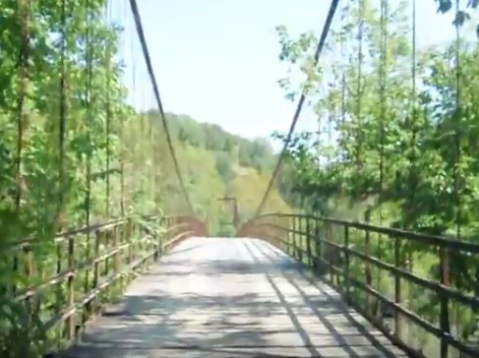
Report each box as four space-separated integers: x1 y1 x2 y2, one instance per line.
145 110 291 235
165 112 278 174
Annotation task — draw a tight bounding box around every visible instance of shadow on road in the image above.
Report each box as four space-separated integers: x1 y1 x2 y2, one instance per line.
64 238 408 358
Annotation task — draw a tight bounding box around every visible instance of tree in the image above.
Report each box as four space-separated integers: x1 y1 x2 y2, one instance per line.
272 0 479 353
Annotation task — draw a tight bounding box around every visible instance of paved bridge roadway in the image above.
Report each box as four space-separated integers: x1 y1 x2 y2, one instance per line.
65 237 409 358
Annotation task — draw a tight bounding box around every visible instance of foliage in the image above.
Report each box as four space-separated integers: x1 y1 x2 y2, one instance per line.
165 112 278 174
272 0 479 355
0 0 290 355
160 112 291 233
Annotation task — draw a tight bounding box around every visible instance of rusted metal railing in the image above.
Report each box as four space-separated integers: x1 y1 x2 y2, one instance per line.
238 213 479 358
0 214 206 357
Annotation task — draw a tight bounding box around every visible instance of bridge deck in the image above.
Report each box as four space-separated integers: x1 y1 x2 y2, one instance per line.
65 238 409 358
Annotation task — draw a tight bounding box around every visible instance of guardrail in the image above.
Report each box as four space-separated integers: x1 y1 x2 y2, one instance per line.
0 214 206 357
238 213 479 358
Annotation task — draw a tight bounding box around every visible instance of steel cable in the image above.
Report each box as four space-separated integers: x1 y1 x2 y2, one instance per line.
253 0 340 219
406 0 417 225
454 0 462 240
354 0 364 203
128 0 194 215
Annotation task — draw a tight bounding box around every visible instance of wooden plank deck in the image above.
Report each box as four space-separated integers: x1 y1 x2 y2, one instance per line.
64 237 409 358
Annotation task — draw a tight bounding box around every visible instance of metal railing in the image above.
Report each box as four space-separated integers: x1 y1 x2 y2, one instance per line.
0 214 206 357
238 213 479 358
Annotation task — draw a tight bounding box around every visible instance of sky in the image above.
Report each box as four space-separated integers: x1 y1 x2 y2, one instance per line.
113 0 460 143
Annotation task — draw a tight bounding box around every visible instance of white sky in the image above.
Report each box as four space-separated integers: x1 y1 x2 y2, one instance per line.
110 0 465 143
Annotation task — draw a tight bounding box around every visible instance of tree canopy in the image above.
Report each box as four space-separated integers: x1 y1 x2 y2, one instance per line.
272 1 479 355
0 1 291 354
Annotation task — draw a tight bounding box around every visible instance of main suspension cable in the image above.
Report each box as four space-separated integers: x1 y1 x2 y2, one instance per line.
340 3 347 161
12 0 31 295
253 0 340 218
378 0 388 222
82 0 93 298
376 0 388 291
84 0 93 227
406 0 417 224
128 0 194 215
405 0 418 313
355 0 365 203
128 4 137 214
453 0 462 240
340 3 347 163
105 1 112 218
15 0 30 213
119 0 128 217
56 0 68 230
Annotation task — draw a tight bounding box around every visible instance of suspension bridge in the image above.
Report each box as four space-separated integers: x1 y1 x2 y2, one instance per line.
1 0 478 357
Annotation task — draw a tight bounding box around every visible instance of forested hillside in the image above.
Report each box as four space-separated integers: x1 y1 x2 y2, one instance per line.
153 111 291 235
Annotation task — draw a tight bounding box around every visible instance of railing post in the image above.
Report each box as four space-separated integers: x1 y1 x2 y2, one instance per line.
55 241 62 347
115 222 125 292
394 234 403 340
327 223 335 285
344 225 350 302
283 217 289 252
93 230 101 310
113 225 119 274
24 247 33 354
314 219 321 271
164 217 170 243
286 217 292 255
156 217 164 258
306 216 312 267
66 236 75 340
364 209 372 313
132 220 139 263
292 216 297 258
169 217 175 244
83 231 92 322
104 230 110 277
298 217 303 263
439 246 450 358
